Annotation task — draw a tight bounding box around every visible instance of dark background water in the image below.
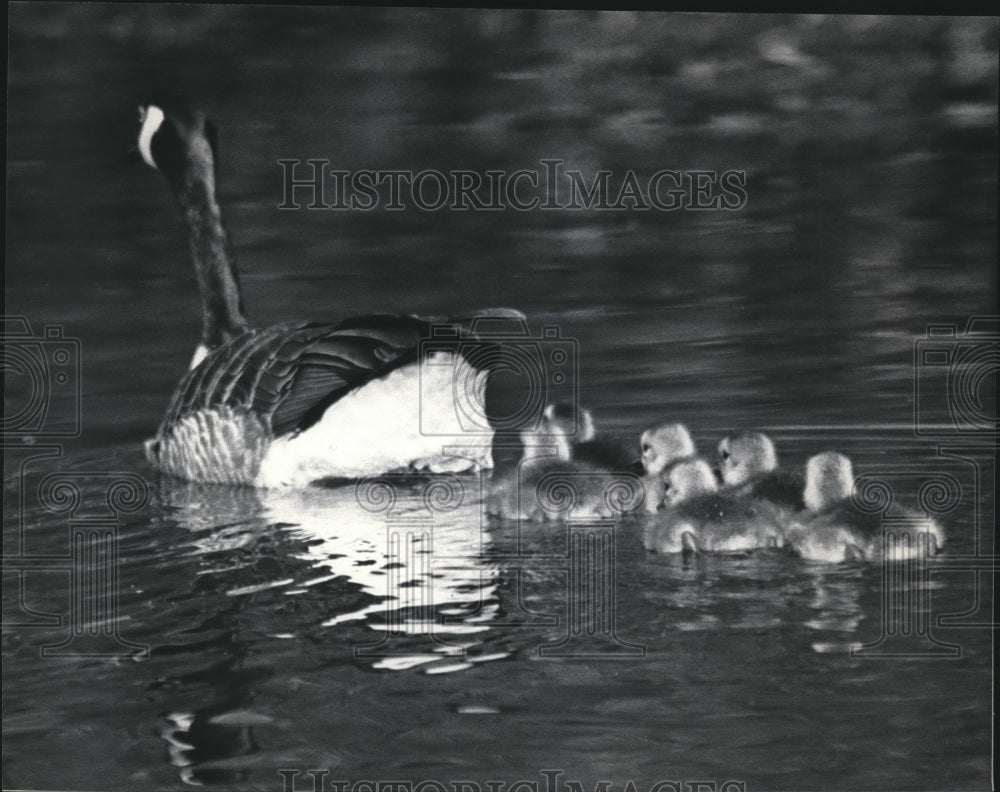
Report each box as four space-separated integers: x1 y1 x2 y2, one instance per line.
4 7 997 791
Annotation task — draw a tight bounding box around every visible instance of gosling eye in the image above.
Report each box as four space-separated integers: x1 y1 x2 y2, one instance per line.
721 450 730 461
641 442 651 453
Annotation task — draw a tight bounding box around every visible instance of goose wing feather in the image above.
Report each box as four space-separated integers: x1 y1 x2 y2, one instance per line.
159 316 432 438
264 316 432 435
157 309 526 440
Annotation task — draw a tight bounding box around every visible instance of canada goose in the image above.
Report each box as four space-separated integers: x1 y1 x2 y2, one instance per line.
717 431 805 510
783 452 945 563
137 103 519 486
487 405 644 521
642 457 784 555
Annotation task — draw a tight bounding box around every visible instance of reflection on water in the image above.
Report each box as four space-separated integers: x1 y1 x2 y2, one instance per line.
158 475 508 674
1 445 992 787
4 6 996 790
152 468 971 667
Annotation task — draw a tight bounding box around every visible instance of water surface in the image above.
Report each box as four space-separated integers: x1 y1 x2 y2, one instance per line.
4 8 996 791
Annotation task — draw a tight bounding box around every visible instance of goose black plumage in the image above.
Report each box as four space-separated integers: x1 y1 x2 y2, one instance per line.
137 103 519 486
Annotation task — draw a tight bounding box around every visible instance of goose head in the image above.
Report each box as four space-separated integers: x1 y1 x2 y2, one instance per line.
137 102 219 188
717 431 777 487
135 101 249 365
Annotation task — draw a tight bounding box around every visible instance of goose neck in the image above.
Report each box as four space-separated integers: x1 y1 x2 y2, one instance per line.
174 170 250 350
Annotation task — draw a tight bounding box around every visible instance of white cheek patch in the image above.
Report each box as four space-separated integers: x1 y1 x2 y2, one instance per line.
138 105 166 169
189 343 209 370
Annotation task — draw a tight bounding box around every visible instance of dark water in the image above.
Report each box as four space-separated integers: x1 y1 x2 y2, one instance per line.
4 8 997 791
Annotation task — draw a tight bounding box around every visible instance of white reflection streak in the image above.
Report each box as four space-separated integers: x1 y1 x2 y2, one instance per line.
159 480 502 670
259 485 497 635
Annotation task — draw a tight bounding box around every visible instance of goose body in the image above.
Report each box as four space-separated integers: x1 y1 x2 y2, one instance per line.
783 452 945 563
643 458 784 554
145 318 492 486
137 103 512 486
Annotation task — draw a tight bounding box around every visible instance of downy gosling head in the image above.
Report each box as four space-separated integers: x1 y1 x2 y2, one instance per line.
640 422 696 476
717 431 778 487
663 458 719 506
